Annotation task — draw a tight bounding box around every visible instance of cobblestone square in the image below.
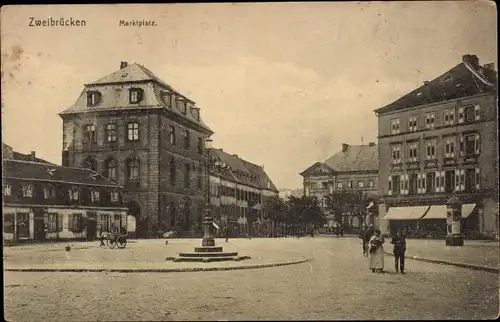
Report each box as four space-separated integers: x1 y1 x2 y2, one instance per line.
4 237 499 321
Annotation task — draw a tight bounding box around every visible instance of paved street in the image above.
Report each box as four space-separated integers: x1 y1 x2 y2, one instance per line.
4 237 499 321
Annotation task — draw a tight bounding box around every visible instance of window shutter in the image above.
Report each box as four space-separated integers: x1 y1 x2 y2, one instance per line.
475 167 480 190
474 105 480 120
459 135 464 157
434 172 440 193
58 214 64 232
137 89 144 102
388 176 392 196
68 214 73 232
422 174 426 193
440 171 445 192
475 133 481 154
417 173 421 194
400 174 404 195
458 107 464 123
460 169 465 192
455 169 460 192
405 174 409 195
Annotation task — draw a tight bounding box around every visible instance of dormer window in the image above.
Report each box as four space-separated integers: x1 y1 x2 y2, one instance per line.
69 187 80 201
87 91 101 107
3 183 12 196
110 191 120 203
91 189 100 203
129 88 143 104
177 100 187 114
43 186 55 199
22 184 34 198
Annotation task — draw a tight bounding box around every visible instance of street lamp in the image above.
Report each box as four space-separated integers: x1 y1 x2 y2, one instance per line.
202 138 215 247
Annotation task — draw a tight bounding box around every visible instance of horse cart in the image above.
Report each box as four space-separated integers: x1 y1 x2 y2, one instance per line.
104 232 127 249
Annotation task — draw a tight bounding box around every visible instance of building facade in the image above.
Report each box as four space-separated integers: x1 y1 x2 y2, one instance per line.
3 158 128 243
59 61 213 238
375 54 498 239
208 148 279 236
300 143 379 228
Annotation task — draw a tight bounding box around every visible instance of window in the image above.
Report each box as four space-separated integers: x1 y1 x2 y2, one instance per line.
98 214 110 233
464 168 475 193
464 105 475 123
368 180 374 188
169 159 176 186
463 133 480 156
197 167 203 190
3 183 11 196
47 213 60 233
184 165 190 187
425 141 436 160
347 181 353 188
184 130 190 149
127 122 139 141
68 214 83 233
426 172 436 193
400 174 409 195
91 189 100 203
409 174 418 194
22 184 34 198
87 91 101 107
85 124 96 143
69 187 79 201
474 105 481 121
336 182 343 189
107 159 117 181
129 88 143 104
43 186 55 199
110 191 120 203
127 159 140 180
392 145 402 164
168 126 176 145
444 138 455 158
458 107 465 123
408 116 418 132
389 175 400 195
357 181 364 188
444 109 455 125
425 113 435 129
390 119 401 135
197 137 203 154
309 182 317 189
417 173 427 194
445 170 455 193
178 101 187 114
106 123 117 142
408 143 418 162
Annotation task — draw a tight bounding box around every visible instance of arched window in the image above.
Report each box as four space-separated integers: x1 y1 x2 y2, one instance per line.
106 159 117 181
169 159 176 186
184 164 190 187
127 158 140 181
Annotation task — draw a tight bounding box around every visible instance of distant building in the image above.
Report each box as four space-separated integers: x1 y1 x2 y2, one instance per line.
58 61 213 238
208 148 279 236
2 158 127 243
374 54 498 238
300 142 379 228
278 188 303 200
3 143 54 165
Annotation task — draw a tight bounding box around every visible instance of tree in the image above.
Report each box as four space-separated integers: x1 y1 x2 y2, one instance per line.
286 195 326 228
263 196 288 236
325 191 378 227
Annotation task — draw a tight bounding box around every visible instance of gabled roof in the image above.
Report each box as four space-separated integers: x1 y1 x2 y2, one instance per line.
375 56 497 113
2 143 55 165
299 162 335 177
240 159 279 192
2 159 123 188
323 144 378 172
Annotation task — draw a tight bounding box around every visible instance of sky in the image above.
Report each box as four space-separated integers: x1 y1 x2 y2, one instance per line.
1 2 497 190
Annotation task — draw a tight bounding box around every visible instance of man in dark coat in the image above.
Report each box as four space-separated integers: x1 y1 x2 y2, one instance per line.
391 228 407 274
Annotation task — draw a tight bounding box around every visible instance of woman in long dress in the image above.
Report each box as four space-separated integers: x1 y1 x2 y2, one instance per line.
368 228 385 273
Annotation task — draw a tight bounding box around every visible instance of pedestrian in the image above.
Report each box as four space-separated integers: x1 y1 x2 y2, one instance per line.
224 226 230 243
391 228 407 274
99 229 106 247
368 228 385 273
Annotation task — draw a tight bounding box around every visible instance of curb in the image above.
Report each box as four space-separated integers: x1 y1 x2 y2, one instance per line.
4 258 311 273
384 252 499 273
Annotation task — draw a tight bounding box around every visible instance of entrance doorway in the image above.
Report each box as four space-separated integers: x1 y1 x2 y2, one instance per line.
86 211 97 241
126 200 141 237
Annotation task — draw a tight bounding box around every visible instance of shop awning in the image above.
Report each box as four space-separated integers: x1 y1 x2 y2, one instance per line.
384 206 430 220
422 205 447 220
462 203 476 218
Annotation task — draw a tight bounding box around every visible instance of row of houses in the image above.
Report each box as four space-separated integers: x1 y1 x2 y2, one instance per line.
301 54 498 239
3 61 278 242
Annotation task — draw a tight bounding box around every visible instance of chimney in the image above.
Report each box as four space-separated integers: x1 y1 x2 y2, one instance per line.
341 143 350 152
462 54 479 68
120 61 128 69
30 151 36 161
423 81 430 85
484 62 495 71
368 142 376 146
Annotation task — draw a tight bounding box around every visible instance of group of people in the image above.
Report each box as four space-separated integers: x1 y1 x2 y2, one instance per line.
359 226 407 274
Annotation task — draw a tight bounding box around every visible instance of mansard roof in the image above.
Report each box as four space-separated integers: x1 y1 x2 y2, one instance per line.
324 144 378 172
3 159 123 188
375 55 497 114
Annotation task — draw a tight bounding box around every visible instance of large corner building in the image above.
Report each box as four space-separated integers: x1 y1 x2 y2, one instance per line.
374 54 498 239
59 61 213 238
